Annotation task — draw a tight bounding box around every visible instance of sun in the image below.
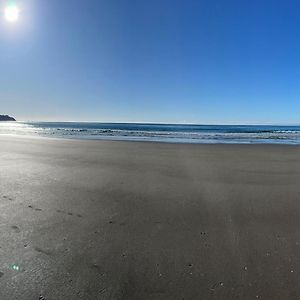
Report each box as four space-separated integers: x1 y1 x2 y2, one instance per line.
4 4 19 23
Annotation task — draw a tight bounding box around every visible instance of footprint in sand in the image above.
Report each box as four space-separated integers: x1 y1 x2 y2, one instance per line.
34 247 52 256
11 225 20 233
90 264 104 276
210 281 224 291
3 196 13 201
28 205 42 211
57 209 82 218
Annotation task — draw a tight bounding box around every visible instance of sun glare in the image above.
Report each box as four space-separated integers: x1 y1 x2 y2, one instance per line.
4 4 19 23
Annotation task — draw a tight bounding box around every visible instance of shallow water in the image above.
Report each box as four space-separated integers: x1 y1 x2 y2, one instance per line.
1 122 300 144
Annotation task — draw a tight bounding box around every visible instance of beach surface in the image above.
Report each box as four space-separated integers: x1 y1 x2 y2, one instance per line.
1 136 300 299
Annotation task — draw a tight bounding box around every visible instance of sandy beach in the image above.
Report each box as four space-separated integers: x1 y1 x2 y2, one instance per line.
1 136 300 299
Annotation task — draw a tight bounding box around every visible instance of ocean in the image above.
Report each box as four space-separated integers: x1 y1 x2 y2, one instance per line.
1 122 300 144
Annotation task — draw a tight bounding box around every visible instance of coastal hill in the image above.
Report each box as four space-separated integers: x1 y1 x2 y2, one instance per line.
0 115 16 121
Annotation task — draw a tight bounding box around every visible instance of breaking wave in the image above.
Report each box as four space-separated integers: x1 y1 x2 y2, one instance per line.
1 122 300 144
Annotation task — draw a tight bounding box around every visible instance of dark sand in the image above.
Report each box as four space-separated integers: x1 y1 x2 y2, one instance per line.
1 136 300 299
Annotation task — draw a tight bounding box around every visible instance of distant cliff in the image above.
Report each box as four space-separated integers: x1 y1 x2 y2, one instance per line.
0 115 16 121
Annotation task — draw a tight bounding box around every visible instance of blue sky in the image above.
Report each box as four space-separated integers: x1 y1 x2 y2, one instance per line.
1 0 300 124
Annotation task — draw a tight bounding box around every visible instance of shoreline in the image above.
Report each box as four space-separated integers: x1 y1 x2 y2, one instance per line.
2 133 300 146
2 122 300 145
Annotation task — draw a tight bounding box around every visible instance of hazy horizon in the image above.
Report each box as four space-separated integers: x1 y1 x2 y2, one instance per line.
5 118 300 127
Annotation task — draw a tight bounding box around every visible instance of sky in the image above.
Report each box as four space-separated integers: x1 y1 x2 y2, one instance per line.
1 0 300 124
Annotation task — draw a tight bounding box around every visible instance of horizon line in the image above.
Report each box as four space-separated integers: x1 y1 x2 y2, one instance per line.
15 120 300 126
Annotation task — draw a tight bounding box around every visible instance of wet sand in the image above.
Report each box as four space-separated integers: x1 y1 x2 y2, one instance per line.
1 136 300 299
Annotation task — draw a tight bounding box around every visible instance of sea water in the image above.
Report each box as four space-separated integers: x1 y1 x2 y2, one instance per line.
1 122 300 144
